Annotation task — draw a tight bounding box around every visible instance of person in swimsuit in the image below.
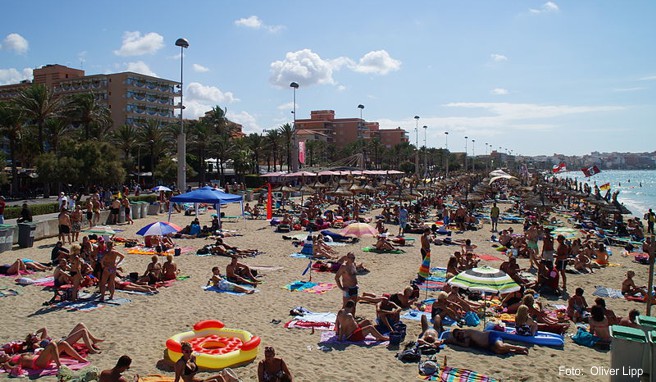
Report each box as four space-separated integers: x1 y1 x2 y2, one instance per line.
99 242 125 301
567 288 588 323
24 323 103 354
99 355 134 382
0 340 88 371
121 197 134 225
207 267 254 294
514 305 538 336
445 328 528 355
335 252 359 314
335 304 388 342
174 341 232 382
257 346 293 382
162 255 179 281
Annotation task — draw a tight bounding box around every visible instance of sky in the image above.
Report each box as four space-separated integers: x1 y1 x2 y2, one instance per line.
1 1 655 157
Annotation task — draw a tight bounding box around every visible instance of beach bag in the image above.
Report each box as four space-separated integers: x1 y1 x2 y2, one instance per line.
635 254 650 265
418 360 438 376
464 311 481 327
571 327 599 347
389 331 403 346
397 343 421 363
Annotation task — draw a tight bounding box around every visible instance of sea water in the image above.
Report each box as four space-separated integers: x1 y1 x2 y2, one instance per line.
554 170 656 217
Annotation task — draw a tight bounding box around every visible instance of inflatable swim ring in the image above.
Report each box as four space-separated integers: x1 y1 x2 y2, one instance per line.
166 320 260 370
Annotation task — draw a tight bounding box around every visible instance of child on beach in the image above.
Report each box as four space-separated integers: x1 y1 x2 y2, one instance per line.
621 270 647 297
567 288 588 323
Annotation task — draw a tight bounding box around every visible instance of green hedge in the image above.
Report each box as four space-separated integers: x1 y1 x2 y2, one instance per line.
4 203 60 220
2 194 158 220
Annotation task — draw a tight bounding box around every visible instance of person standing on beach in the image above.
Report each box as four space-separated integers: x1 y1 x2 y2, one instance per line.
335 252 359 313
398 204 408 236
644 209 655 234
421 228 432 262
525 223 541 271
99 242 125 301
490 202 499 232
58 208 72 244
555 235 570 291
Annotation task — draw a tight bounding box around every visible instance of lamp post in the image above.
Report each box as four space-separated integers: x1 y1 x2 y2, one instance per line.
464 136 468 172
471 139 475 172
414 116 419 175
290 82 299 172
444 131 449 179
358 104 365 169
175 37 189 192
485 142 489 172
422 125 428 177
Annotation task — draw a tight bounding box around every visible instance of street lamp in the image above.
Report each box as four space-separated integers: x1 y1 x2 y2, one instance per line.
464 136 468 171
422 125 428 177
471 139 475 172
485 142 489 171
444 131 449 179
414 116 419 174
358 104 365 169
175 37 189 192
290 82 299 172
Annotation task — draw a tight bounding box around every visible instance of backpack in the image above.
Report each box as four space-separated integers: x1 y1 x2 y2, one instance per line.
397 342 421 363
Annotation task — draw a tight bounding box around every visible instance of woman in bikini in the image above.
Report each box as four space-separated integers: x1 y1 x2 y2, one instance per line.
0 341 87 371
174 341 232 382
257 346 293 382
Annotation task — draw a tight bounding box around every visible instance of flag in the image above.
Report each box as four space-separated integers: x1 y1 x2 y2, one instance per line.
599 183 611 192
552 162 567 173
581 165 601 177
266 182 273 220
298 141 306 164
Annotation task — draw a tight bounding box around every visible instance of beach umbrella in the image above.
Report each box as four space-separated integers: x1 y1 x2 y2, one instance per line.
447 266 520 294
312 181 330 189
83 225 116 235
329 187 353 197
152 185 172 192
339 222 378 238
136 221 183 236
418 251 431 279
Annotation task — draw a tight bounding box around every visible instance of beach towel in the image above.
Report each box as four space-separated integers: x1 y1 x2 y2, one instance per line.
430 267 447 278
401 310 457 326
283 280 337 294
56 296 131 312
362 246 405 254
418 365 500 382
284 320 335 331
289 253 312 259
475 253 504 262
284 280 317 291
138 375 175 382
416 280 445 291
203 285 255 296
0 359 93 378
592 286 624 299
304 282 337 294
319 330 388 346
0 287 20 298
15 276 55 286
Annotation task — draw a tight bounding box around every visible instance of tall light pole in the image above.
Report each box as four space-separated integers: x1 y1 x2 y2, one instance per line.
423 125 428 177
471 139 475 172
464 136 468 172
485 142 489 172
175 37 189 192
358 104 365 169
290 82 299 172
414 116 420 175
444 131 449 179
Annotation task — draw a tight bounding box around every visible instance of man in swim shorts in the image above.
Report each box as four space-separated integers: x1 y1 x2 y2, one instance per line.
446 328 528 355
335 303 388 342
335 252 359 313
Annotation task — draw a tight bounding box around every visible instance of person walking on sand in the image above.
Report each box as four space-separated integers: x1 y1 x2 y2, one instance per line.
555 235 569 291
58 207 72 244
335 252 359 313
490 202 499 232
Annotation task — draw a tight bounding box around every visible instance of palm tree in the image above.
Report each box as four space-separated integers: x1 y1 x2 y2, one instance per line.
43 116 72 155
187 119 215 184
367 137 383 170
278 123 293 170
264 129 281 171
14 84 64 153
0 101 23 196
139 120 167 176
245 133 265 174
110 124 140 167
66 93 112 140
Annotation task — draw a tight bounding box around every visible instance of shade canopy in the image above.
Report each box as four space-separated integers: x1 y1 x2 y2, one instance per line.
170 186 242 204
447 266 520 294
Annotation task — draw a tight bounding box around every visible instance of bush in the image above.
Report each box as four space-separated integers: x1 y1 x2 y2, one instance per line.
4 203 59 220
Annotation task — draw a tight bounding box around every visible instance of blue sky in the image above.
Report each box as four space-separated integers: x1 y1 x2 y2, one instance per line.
1 1 655 156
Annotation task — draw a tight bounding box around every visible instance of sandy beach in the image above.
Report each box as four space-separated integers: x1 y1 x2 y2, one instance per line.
0 199 652 382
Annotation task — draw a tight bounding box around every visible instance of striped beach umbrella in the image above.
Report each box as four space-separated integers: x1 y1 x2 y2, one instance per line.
136 221 183 236
417 251 431 279
339 222 378 238
447 266 520 294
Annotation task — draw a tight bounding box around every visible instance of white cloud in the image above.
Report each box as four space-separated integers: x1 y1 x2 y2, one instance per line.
269 49 401 87
530 1 559 14
352 50 401 75
491 88 509 95
2 33 29 54
183 82 238 119
227 110 260 134
269 49 340 87
124 61 157 77
612 87 645 92
490 53 508 62
234 15 284 33
193 64 210 73
639 75 656 81
0 67 32 85
114 31 164 56
277 101 294 111
445 102 621 120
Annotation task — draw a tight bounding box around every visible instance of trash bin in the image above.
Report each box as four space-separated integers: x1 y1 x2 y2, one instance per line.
609 325 647 382
140 202 148 218
18 222 37 248
118 206 126 224
0 224 10 252
3 225 14 252
649 331 656 380
148 203 160 215
133 202 143 219
245 190 252 202
131 203 140 220
636 316 656 377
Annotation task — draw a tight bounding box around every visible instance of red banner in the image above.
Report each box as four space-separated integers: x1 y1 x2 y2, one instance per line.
552 162 567 173
266 183 273 220
581 165 601 177
298 141 306 164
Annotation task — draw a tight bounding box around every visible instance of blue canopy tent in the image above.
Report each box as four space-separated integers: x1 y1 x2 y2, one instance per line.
169 186 243 226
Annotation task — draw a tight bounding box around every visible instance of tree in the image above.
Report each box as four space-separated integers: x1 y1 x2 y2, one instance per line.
264 129 281 171
14 84 63 153
245 133 265 174
187 119 215 184
278 123 293 170
0 102 23 195
110 124 140 166
43 117 72 155
66 93 112 140
138 119 168 177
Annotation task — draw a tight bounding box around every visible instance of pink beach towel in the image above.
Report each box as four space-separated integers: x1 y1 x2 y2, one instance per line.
319 330 388 346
